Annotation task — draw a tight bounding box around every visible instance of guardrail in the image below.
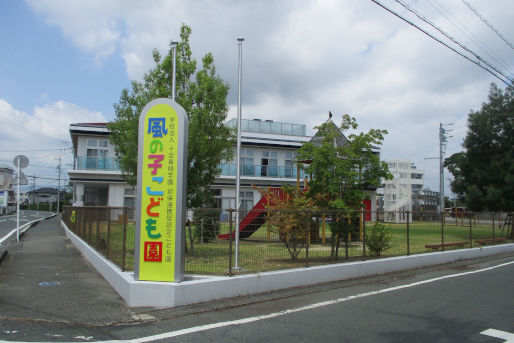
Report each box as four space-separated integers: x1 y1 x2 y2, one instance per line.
0 214 56 247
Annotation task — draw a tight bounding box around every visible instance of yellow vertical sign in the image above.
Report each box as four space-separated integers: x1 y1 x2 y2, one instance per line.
136 100 186 282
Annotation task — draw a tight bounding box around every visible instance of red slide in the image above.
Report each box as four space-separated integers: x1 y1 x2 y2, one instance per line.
218 188 284 240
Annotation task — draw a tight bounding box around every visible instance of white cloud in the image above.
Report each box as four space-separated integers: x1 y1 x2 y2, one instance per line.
22 0 513 192
0 98 105 173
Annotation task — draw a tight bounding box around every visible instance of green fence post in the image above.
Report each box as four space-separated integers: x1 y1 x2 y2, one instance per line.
469 215 472 248
228 209 233 276
305 216 310 268
96 207 100 249
441 211 444 251
122 206 127 272
362 211 366 257
492 212 495 244
107 207 111 258
407 211 410 256
88 208 92 244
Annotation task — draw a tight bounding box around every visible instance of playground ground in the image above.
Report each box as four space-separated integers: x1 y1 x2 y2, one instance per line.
61 206 513 276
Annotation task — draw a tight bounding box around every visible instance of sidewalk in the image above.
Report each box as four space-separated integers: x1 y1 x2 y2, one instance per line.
0 215 135 326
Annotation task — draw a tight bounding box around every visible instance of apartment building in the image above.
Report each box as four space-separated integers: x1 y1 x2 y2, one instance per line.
380 159 424 223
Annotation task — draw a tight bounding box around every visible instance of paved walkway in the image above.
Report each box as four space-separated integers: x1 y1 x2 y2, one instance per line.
0 215 135 326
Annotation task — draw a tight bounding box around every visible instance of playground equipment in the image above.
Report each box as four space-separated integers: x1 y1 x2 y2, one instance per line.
218 188 285 240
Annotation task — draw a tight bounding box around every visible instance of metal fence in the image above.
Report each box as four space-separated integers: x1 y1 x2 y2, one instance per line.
62 206 513 276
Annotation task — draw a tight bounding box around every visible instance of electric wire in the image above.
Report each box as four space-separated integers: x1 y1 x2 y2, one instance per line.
369 0 510 86
461 0 514 50
393 0 512 84
426 0 513 76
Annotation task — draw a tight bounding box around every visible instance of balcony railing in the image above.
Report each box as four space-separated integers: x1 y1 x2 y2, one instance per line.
220 163 304 179
77 156 120 171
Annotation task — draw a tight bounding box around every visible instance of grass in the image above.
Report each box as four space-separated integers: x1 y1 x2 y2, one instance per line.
68 216 511 276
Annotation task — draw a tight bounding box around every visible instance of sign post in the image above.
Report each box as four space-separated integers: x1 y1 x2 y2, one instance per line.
134 98 188 282
14 155 29 242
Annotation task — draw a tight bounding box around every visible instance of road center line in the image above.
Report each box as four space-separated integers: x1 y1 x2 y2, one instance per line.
1 260 513 343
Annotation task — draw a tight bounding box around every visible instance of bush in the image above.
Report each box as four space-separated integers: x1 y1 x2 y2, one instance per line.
365 222 392 256
192 208 220 243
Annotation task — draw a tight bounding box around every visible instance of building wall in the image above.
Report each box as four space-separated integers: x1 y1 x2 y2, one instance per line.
382 159 425 223
76 135 116 158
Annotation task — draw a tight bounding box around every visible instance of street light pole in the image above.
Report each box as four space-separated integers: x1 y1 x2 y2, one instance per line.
235 37 244 270
16 156 20 241
171 41 178 101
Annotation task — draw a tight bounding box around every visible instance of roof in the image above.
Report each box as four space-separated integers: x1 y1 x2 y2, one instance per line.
309 118 349 147
0 163 14 172
28 187 58 194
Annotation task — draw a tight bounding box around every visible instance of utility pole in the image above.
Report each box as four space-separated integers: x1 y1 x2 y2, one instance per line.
31 176 35 209
439 123 453 211
57 155 62 213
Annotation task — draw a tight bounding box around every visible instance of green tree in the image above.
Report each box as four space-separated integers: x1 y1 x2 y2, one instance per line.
445 83 514 212
297 114 391 210
108 24 234 208
257 185 318 260
296 115 392 258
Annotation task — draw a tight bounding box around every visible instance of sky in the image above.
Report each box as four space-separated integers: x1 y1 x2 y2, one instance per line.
0 0 512 196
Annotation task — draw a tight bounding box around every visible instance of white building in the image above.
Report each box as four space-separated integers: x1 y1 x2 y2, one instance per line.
381 159 424 223
213 118 311 212
68 123 134 208
67 118 380 221
0 163 15 212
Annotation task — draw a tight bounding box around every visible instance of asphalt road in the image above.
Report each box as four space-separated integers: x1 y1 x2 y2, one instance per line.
0 210 53 238
0 253 512 342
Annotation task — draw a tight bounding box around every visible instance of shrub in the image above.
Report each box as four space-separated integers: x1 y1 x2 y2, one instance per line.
192 208 220 243
365 222 392 256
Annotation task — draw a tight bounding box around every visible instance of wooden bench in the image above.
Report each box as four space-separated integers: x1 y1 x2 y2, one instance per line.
425 241 468 249
475 237 507 245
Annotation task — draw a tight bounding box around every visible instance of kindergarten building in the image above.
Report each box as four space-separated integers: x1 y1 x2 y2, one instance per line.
67 118 380 221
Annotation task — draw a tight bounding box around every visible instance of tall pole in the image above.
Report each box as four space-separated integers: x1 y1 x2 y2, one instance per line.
439 123 445 215
171 42 178 101
57 155 62 213
16 156 20 241
235 37 244 269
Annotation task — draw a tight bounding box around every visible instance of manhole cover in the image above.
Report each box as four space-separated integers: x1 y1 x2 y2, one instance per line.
39 281 61 287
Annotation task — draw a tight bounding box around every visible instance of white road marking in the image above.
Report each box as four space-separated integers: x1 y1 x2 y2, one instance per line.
481 329 514 342
0 261 512 343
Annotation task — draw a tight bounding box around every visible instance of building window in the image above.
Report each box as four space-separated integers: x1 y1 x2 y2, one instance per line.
99 140 108 147
285 151 294 177
240 191 254 211
261 151 277 176
87 139 97 147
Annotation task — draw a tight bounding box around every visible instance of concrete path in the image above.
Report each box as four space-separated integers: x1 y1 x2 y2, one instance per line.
0 215 135 326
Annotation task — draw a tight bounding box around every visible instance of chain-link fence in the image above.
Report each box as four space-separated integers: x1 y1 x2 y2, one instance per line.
62 206 513 276
62 206 135 271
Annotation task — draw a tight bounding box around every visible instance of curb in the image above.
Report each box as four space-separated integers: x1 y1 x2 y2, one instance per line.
0 213 56 266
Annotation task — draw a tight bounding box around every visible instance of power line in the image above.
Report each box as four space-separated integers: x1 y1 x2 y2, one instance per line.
394 0 512 84
461 0 514 50
369 0 511 86
426 0 513 77
0 148 73 153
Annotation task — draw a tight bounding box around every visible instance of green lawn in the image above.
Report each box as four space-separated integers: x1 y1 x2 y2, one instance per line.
69 216 511 276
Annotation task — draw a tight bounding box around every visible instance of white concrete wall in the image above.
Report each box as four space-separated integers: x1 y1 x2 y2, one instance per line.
75 183 84 206
108 183 127 207
61 219 514 308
